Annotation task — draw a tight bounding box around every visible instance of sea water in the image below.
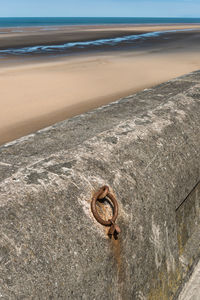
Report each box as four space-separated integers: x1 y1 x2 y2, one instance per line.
0 17 200 28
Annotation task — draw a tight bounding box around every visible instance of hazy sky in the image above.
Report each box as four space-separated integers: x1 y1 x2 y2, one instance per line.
0 0 200 18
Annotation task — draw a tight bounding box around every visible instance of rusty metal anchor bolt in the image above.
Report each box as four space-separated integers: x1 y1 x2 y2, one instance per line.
91 185 121 237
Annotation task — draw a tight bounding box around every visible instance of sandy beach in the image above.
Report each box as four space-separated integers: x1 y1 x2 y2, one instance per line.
1 24 200 145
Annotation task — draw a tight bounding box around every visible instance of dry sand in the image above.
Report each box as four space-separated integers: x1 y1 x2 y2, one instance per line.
1 24 200 145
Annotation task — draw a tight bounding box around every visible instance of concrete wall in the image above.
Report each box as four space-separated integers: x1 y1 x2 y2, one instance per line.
0 71 200 299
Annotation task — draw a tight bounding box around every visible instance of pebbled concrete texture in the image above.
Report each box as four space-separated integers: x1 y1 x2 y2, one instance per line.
0 71 200 299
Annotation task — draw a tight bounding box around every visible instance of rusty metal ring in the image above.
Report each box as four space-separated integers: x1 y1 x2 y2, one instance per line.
91 186 118 226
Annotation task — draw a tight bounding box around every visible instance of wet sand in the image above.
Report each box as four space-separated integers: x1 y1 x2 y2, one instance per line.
1 24 200 145
1 23 200 50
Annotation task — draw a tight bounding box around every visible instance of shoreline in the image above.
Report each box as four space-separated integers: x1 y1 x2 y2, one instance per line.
1 23 200 145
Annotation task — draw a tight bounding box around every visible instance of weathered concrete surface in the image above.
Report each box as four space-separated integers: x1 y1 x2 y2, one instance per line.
178 260 200 300
0 71 200 299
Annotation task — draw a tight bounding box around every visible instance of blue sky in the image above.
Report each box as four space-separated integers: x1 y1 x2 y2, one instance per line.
0 0 200 18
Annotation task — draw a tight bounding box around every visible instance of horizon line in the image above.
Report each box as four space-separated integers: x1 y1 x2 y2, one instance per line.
0 16 200 19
